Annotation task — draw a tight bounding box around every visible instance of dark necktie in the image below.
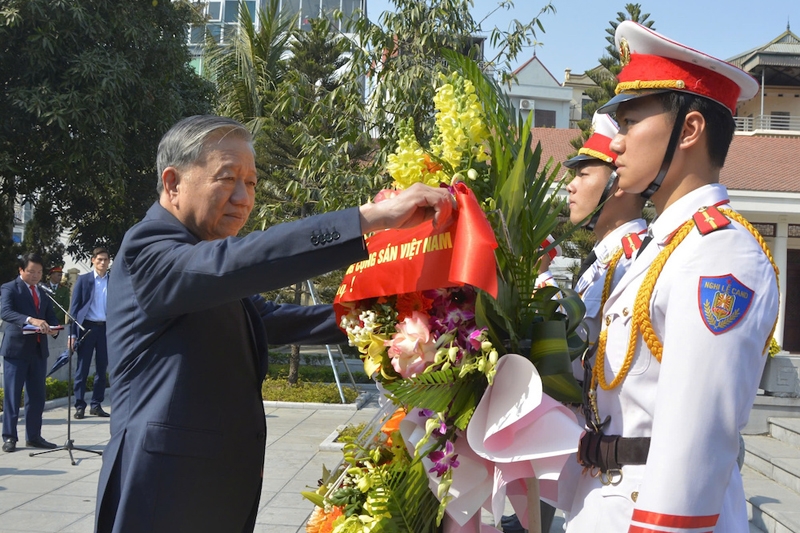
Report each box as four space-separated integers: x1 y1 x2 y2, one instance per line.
30 285 39 313
576 250 597 280
636 235 654 259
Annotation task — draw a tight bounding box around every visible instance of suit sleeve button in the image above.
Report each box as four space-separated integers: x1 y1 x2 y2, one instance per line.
311 236 319 245
332 231 340 240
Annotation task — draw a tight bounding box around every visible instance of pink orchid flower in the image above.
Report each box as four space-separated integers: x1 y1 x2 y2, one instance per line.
386 311 436 378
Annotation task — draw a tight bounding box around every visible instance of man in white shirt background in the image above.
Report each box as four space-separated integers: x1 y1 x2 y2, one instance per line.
68 246 111 419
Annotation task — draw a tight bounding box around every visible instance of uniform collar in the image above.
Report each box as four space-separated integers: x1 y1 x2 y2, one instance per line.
649 183 729 245
594 218 648 264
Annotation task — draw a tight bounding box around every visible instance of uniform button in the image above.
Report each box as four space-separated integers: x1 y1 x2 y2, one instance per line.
311 235 319 245
631 491 638 502
324 233 333 243
622 307 629 316
605 316 611 326
332 231 340 240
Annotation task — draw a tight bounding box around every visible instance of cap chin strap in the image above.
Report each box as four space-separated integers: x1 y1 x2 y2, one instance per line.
585 171 619 232
640 97 691 200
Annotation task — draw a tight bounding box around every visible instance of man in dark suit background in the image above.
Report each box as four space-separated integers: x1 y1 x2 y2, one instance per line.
68 247 111 420
94 115 456 532
1 253 60 452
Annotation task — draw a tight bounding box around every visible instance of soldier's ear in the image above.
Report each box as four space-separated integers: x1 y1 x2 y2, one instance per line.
679 111 705 151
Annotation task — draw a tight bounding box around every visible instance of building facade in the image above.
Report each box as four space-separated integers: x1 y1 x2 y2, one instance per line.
188 0 366 71
506 56 573 128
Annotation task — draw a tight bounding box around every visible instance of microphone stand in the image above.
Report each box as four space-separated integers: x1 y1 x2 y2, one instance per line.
29 284 103 465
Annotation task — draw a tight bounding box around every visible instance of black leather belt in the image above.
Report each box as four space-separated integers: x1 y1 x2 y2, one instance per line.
578 431 650 472
85 320 106 326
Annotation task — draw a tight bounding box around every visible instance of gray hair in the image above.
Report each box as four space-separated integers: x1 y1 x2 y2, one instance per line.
156 115 254 194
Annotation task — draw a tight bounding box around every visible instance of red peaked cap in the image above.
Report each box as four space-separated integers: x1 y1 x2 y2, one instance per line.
564 112 619 168
601 21 758 115
618 54 742 113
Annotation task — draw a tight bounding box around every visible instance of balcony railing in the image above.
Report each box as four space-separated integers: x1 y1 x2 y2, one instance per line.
735 115 800 133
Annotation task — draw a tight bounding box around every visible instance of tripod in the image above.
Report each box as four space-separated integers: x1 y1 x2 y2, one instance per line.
29 285 103 465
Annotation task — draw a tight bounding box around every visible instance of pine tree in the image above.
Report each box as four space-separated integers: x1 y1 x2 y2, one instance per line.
570 4 656 150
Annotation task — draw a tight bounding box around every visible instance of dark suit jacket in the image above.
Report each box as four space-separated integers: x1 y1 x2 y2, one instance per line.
95 202 367 533
0 278 58 359
70 270 106 337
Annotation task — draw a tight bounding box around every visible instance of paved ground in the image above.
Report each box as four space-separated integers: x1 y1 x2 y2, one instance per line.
0 395 563 533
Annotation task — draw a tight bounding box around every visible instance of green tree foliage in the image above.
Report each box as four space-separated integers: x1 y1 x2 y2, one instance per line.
0 0 214 263
343 0 555 170
571 3 655 149
21 200 66 272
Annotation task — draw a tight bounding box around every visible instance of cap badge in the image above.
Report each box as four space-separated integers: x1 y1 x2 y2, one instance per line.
619 37 631 67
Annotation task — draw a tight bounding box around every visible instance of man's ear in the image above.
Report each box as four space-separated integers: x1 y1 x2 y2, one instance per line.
679 110 705 150
161 167 181 206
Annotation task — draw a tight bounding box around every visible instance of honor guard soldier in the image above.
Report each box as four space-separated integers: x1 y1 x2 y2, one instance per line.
556 111 647 522
565 22 780 533
566 112 647 347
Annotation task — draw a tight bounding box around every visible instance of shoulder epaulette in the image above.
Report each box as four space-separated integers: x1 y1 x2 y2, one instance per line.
621 232 643 259
693 206 731 235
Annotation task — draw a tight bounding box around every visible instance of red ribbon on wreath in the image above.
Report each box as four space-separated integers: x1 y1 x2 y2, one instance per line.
334 183 498 322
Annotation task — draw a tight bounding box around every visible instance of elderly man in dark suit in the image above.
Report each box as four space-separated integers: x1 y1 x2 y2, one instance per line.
1 253 60 452
94 115 455 532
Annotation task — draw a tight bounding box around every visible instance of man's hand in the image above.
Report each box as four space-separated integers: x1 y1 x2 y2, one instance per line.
358 183 457 234
68 336 76 350
29 318 55 335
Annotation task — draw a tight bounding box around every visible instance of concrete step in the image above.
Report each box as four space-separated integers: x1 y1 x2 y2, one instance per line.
770 417 800 449
743 465 800 533
744 435 800 495
745 396 800 435
750 522 765 533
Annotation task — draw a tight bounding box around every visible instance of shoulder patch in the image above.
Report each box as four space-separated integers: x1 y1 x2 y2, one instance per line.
698 274 754 335
621 232 643 259
693 206 731 235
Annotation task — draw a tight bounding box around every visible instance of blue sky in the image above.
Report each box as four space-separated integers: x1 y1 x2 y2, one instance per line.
366 0 800 79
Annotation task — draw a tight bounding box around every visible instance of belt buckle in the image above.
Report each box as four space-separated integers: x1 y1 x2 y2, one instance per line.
600 468 623 486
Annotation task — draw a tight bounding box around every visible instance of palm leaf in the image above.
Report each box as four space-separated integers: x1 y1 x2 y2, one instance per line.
383 369 486 419
372 458 440 532
528 320 582 402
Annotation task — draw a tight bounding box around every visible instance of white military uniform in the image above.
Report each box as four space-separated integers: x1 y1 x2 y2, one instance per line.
558 218 647 516
575 219 648 349
565 184 779 532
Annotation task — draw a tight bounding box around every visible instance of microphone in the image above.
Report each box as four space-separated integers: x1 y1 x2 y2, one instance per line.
38 283 55 295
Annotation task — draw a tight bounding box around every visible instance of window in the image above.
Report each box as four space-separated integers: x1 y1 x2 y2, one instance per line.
224 1 239 22
207 1 222 20
282 0 301 18
341 0 359 19
189 25 205 44
534 109 556 128
207 23 222 43
322 0 339 27
301 0 318 30
752 223 776 238
581 97 592 121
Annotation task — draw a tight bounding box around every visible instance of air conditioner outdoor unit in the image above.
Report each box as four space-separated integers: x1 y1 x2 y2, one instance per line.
520 99 533 110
